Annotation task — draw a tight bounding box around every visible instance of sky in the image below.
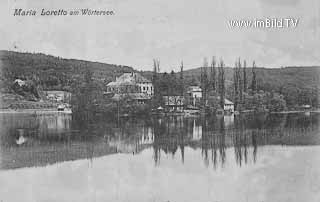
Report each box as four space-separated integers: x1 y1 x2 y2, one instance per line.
0 0 319 71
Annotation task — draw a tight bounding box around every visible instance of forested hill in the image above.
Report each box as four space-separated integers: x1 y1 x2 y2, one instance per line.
181 66 320 107
0 50 134 92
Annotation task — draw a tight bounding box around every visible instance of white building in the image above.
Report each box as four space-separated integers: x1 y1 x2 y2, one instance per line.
45 90 72 103
224 99 234 113
107 72 153 96
106 72 153 104
187 86 202 98
187 86 202 107
163 96 185 111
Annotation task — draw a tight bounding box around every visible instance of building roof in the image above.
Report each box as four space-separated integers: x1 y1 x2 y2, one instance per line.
107 72 151 87
187 86 202 92
224 99 234 105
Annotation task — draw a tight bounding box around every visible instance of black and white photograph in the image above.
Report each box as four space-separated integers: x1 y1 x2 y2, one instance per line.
0 0 319 201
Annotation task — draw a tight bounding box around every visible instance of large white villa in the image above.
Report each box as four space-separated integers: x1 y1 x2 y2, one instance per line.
106 72 153 104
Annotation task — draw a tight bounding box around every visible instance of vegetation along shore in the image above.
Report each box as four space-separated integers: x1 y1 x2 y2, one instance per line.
0 50 319 119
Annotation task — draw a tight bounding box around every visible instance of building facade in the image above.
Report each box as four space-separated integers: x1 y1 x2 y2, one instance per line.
163 95 185 111
224 99 234 113
187 86 202 107
106 72 153 104
45 91 72 103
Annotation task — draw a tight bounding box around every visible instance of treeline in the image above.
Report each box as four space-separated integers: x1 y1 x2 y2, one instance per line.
149 57 319 111
1 50 319 111
189 66 319 109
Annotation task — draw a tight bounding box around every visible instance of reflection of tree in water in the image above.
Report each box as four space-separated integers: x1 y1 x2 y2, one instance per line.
150 113 320 168
1 113 318 169
233 116 256 166
152 116 187 165
201 116 226 168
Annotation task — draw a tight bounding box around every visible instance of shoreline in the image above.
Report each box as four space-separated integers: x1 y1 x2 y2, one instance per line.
1 108 319 116
0 108 72 114
269 110 320 114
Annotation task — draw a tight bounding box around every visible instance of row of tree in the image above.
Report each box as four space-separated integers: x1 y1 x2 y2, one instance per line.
200 57 226 109
151 56 288 113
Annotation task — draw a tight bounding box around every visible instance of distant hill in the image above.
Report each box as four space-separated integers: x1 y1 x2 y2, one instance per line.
181 66 320 107
0 50 134 92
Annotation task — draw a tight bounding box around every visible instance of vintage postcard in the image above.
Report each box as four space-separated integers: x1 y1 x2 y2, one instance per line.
0 0 319 202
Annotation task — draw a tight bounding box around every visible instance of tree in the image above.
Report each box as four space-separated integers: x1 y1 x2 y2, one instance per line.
243 60 247 93
251 61 257 94
72 68 101 121
210 56 217 92
238 58 243 104
201 57 209 108
218 58 225 108
233 60 240 110
180 61 184 95
152 58 162 107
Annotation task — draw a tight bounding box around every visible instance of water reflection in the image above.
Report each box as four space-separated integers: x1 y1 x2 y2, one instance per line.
0 113 319 170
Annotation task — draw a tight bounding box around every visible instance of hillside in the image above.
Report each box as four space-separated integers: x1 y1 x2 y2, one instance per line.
142 65 319 107
181 66 320 107
0 50 134 92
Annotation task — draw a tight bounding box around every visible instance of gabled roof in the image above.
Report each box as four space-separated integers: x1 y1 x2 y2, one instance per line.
224 99 234 105
133 73 151 83
107 72 151 86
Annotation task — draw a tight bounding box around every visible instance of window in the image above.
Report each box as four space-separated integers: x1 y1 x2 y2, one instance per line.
143 87 146 91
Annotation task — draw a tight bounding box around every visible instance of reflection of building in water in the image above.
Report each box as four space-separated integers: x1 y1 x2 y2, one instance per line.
38 115 71 134
0 113 318 170
192 119 202 140
224 115 234 128
139 128 154 144
107 124 154 154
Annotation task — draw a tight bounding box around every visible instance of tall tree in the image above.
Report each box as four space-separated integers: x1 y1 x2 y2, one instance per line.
170 70 177 95
218 58 225 108
201 57 209 108
210 56 217 92
243 60 247 93
238 58 243 104
233 60 240 110
180 61 184 95
152 58 161 106
251 61 257 94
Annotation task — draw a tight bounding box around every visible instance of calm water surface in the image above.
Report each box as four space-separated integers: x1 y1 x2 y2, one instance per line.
0 113 319 202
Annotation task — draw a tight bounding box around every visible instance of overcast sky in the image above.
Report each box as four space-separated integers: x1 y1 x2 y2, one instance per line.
0 0 319 71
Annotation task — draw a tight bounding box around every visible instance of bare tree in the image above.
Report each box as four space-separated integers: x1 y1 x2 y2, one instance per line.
210 56 217 92
218 58 225 108
238 58 243 104
152 58 161 106
180 60 184 95
251 61 257 94
201 58 209 108
243 60 247 93
233 60 239 110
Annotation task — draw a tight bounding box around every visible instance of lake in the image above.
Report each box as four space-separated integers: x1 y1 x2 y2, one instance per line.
0 112 319 202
